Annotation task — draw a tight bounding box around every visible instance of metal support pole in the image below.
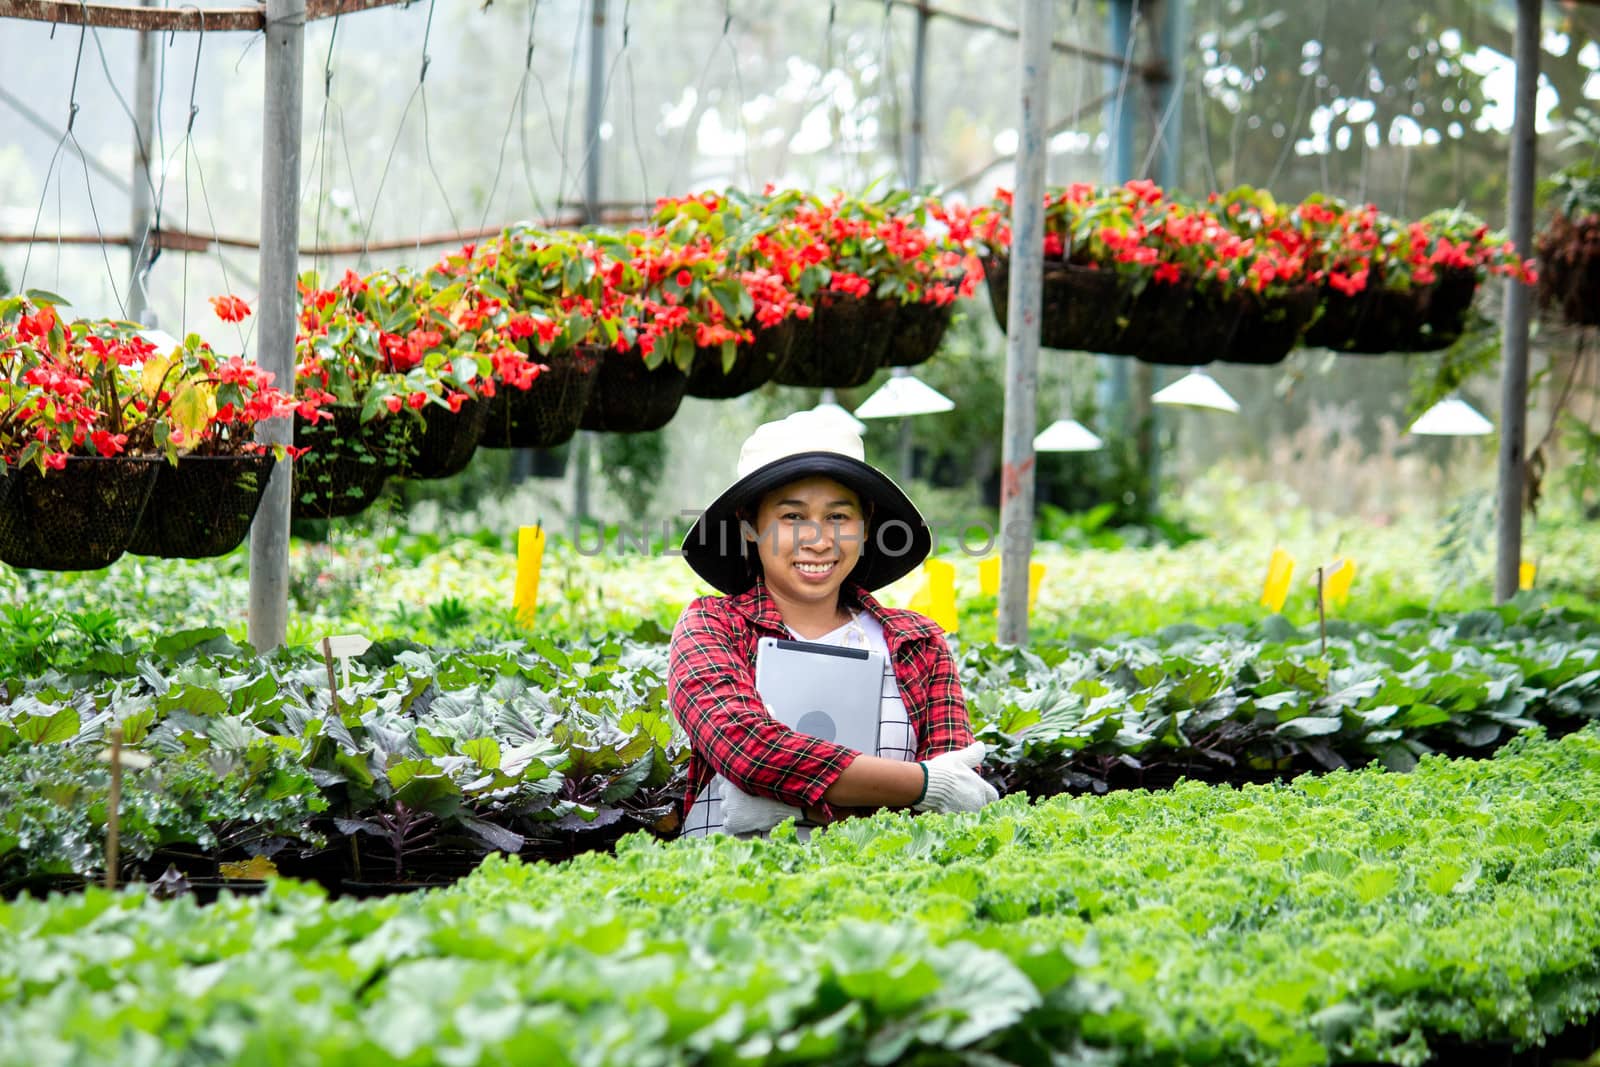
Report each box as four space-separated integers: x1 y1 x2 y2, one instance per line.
1097 0 1136 434
1496 0 1539 603
896 1 931 487
126 3 157 323
1141 0 1188 517
248 0 306 653
571 0 606 527
997 0 1051 647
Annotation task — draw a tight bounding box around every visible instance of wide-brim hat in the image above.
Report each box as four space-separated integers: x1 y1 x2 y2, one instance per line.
681 408 932 595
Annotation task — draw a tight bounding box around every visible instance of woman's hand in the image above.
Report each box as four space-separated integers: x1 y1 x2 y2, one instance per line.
912 742 999 813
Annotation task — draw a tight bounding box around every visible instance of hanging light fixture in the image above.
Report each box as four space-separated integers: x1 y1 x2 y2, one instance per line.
810 388 867 434
853 367 955 419
1033 418 1103 452
1151 367 1240 413
136 328 182 356
1408 395 1493 436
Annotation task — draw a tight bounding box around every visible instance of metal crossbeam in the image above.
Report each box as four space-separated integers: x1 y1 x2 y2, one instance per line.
0 0 411 32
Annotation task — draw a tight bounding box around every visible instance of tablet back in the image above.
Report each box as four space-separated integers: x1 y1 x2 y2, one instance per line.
754 637 885 755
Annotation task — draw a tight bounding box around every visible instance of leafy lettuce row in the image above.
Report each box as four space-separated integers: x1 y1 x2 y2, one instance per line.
1 607 1597 885
1 729 1598 1065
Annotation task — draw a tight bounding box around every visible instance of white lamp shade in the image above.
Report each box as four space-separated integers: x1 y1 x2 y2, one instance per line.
1033 418 1104 452
137 329 182 355
853 373 956 419
1408 396 1493 436
1151 368 1240 413
810 400 867 434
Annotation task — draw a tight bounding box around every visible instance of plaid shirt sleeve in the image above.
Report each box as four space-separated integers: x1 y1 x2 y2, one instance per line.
668 597 859 813
904 631 976 760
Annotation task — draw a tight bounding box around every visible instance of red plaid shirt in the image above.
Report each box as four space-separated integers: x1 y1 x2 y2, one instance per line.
668 578 975 825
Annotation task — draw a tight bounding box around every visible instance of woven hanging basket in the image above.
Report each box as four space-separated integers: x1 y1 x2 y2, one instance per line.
684 319 798 399
773 291 897 388
883 302 954 368
389 395 491 479
0 456 160 571
291 404 392 520
1222 286 1318 366
127 452 276 559
984 255 1139 354
1305 269 1474 355
578 348 688 433
480 346 602 448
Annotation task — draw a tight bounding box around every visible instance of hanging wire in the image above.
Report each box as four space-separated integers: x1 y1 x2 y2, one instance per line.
1193 0 1222 192
719 0 753 194
19 26 80 293
1356 37 1379 204
517 0 557 223
362 0 460 257
560 0 639 217
1263 0 1330 190
553 9 586 217
664 1 739 195
877 0 903 187
178 22 252 356
1106 0 1144 180
622 0 657 215
1396 20 1428 218
19 23 125 318
416 0 464 240
1225 28 1257 188
306 14 342 279
176 8 211 336
482 0 546 230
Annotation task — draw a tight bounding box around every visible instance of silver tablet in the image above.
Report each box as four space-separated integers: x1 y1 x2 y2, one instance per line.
754 637 885 756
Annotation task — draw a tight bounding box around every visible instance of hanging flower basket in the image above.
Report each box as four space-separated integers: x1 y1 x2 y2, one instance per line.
389 395 491 480
1225 286 1319 365
579 348 688 433
772 291 898 388
0 457 160 571
127 452 277 559
1134 287 1247 366
984 256 1135 354
480 346 602 449
1304 277 1442 355
684 319 797 399
291 404 393 520
1537 225 1600 326
883 302 955 368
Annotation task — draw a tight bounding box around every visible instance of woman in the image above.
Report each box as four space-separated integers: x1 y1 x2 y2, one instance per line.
669 408 998 837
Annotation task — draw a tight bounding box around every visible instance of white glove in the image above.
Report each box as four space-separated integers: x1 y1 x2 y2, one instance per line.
914 742 999 814
718 779 803 835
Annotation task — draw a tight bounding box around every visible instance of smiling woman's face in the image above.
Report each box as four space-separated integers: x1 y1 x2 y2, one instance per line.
747 476 866 609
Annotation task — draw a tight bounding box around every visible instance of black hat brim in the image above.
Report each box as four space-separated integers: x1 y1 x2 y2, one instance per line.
680 451 932 595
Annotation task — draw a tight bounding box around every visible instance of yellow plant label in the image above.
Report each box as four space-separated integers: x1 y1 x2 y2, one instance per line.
1261 547 1295 613
979 556 1045 611
1324 557 1356 608
515 525 546 627
1519 561 1536 591
913 558 959 633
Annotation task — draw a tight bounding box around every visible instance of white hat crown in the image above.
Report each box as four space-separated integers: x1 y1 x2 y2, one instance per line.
735 409 865 479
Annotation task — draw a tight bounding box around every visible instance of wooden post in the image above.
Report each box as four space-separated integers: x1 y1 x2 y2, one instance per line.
248 0 306 653
997 0 1051 647
321 637 341 715
1496 0 1539 603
